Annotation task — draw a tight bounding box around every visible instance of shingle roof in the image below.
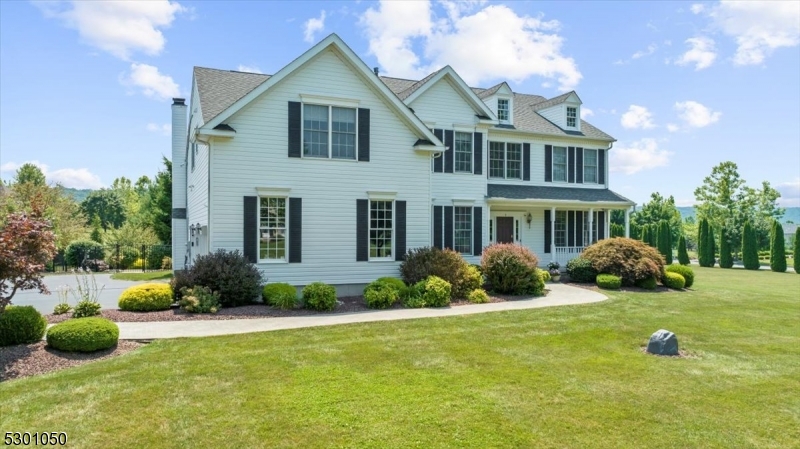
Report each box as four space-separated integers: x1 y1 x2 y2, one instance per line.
487 184 634 204
194 67 271 123
531 91 575 111
379 76 417 95
394 68 443 100
472 82 506 99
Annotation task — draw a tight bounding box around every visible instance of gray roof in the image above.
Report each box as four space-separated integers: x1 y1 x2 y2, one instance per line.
487 184 634 204
395 68 443 100
531 91 575 111
194 67 271 123
472 82 506 99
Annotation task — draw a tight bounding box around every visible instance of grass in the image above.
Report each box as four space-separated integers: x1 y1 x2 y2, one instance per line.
2 268 799 448
109 270 172 281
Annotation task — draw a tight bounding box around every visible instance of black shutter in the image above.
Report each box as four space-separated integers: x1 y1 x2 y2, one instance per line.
395 201 406 261
544 209 552 253
523 143 531 181
288 198 302 263
433 129 444 173
444 130 454 173
243 196 257 263
568 211 575 247
473 132 483 175
358 108 370 162
568 147 575 183
356 199 368 261
576 148 584 184
444 206 453 249
598 149 606 185
288 102 301 158
598 211 606 241
433 206 443 249
576 211 584 247
545 145 553 182
473 207 482 256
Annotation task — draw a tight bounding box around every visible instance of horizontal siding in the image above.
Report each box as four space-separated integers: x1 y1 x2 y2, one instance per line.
538 105 563 128
187 142 209 227
410 78 480 127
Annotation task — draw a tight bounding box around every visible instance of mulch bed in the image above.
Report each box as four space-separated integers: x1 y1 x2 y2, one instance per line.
563 281 677 293
1 341 144 382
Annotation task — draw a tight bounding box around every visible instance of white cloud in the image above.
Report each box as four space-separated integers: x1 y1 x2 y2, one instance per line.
303 10 326 43
632 43 657 59
666 123 680 132
674 100 721 128
708 1 800 66
675 36 717 70
236 64 263 74
690 4 705 14
360 1 582 91
36 0 185 60
610 139 673 175
777 178 800 207
621 105 656 129
580 107 593 119
121 63 180 101
146 123 172 136
0 160 103 189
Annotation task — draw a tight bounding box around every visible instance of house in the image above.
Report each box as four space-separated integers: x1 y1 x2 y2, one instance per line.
171 33 634 295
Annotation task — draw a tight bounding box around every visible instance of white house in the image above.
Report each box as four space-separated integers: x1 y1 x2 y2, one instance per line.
171 34 634 295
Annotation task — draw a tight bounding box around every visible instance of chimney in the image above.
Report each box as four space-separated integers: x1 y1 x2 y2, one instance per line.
171 97 188 271
373 67 379 76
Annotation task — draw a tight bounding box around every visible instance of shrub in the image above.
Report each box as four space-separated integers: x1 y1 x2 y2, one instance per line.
417 275 451 307
481 243 540 295
665 264 695 288
677 235 690 265
0 306 47 346
46 317 118 352
73 300 102 318
161 256 173 270
596 274 622 290
169 250 263 307
794 228 800 274
399 247 475 299
581 238 665 286
179 286 220 313
565 256 598 283
742 221 759 270
468 288 490 304
129 258 145 270
719 227 734 269
262 283 298 310
118 283 173 311
698 218 713 267
53 303 72 315
770 221 787 273
635 277 657 290
401 284 426 308
663 272 686 289
374 277 406 292
65 240 105 267
529 268 546 296
657 221 673 265
303 282 337 311
539 269 551 283
363 282 399 309
145 245 171 270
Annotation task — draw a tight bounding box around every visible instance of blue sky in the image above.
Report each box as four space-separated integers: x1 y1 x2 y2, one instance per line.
1 1 798 207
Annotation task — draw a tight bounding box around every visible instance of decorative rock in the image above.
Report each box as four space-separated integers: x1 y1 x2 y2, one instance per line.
646 329 679 356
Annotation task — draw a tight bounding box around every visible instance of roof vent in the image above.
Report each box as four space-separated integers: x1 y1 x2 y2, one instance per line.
373 67 379 76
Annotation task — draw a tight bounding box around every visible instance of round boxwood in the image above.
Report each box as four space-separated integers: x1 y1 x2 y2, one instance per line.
417 275 451 307
46 317 119 352
596 273 622 290
565 256 598 283
262 283 298 310
663 272 686 289
468 288 490 304
118 283 173 311
303 282 337 311
0 306 47 346
665 264 695 288
635 276 658 290
373 277 406 293
363 282 399 309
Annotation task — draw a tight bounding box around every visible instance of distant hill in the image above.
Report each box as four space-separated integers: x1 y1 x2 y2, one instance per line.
60 187 93 203
677 206 800 224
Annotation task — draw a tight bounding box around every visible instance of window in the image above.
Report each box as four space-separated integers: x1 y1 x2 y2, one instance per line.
566 106 577 127
489 218 493 242
506 143 522 179
303 104 356 159
584 149 597 183
583 211 599 245
454 206 472 254
259 197 287 260
553 146 567 182
489 142 522 179
555 211 567 247
370 200 393 259
454 132 473 173
498 98 509 121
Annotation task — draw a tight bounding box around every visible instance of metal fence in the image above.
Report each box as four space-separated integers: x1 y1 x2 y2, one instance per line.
47 244 172 273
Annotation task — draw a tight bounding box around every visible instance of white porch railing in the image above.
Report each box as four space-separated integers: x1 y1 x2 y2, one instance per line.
552 246 585 268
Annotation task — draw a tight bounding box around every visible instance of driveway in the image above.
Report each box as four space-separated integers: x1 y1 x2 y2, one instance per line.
12 273 169 314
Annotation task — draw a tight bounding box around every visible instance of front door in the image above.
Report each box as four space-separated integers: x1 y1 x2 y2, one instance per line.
496 217 514 243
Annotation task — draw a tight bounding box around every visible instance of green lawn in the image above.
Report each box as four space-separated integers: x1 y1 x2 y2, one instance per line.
109 270 172 281
2 268 799 448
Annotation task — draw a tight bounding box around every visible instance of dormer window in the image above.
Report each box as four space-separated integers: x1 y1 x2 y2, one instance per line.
498 99 509 122
566 106 577 128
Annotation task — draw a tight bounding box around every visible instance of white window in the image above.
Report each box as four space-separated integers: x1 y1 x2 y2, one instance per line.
303 104 356 159
555 211 567 247
583 211 599 245
584 149 597 183
370 200 393 259
454 131 473 173
498 98 509 121
488 142 522 179
506 143 522 179
259 197 287 261
553 146 567 182
566 106 577 128
454 207 472 254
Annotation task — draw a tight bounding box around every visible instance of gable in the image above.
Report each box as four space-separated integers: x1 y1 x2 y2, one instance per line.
408 77 483 125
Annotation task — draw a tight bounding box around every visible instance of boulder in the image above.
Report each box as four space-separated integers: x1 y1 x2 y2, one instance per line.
646 329 679 356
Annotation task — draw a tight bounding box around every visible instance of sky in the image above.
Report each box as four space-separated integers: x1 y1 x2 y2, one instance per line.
1 0 799 208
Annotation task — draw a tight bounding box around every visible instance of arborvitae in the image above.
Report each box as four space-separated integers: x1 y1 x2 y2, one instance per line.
793 228 800 274
698 218 712 267
770 221 787 272
649 223 659 248
719 226 733 268
677 234 690 265
708 225 716 267
742 221 760 270
641 226 651 246
658 220 673 264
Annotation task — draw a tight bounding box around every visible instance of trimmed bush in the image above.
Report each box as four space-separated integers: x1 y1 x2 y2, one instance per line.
262 283 298 310
677 234 690 265
481 243 540 295
658 220 673 265
794 228 800 274
719 227 734 269
170 249 263 307
581 237 665 286
363 282 399 309
65 240 105 267
46 317 119 352
539 269 551 283
0 306 47 346
663 272 686 289
400 284 426 308
73 300 102 318
665 264 695 288
596 273 622 290
179 286 220 313
374 277 406 292
456 265 483 299
468 288 490 304
635 277 657 290
565 256 597 283
399 247 475 299
771 221 787 273
417 275 451 307
303 282 337 311
742 221 760 270
530 268 546 296
118 283 173 311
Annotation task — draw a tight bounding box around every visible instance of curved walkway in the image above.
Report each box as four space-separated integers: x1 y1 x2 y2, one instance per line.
116 284 607 340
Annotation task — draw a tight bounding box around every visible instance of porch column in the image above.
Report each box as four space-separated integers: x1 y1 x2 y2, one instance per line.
550 206 556 256
588 208 594 243
487 204 491 243
624 208 630 238
606 209 611 239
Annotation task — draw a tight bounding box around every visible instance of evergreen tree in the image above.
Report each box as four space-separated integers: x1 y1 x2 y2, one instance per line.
719 227 733 268
649 223 659 248
708 225 716 267
794 228 800 274
770 221 786 272
742 221 760 270
658 220 673 264
677 234 690 265
698 218 712 267
641 226 650 246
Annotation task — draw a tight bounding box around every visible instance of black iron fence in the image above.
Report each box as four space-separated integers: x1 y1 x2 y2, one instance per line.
47 244 172 273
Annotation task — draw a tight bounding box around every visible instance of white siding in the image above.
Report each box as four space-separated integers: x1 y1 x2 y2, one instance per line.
209 48 431 286
409 78 480 126
538 105 564 128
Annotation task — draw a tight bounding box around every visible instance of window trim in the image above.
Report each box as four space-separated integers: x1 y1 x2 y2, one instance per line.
300 103 359 161
497 98 510 122
583 148 598 184
453 206 472 255
453 131 473 174
258 196 289 263
566 106 577 128
488 141 523 180
554 210 567 247
369 199 394 261
551 146 568 183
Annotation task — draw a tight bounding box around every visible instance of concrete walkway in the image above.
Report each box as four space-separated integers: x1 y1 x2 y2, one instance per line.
115 283 607 340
